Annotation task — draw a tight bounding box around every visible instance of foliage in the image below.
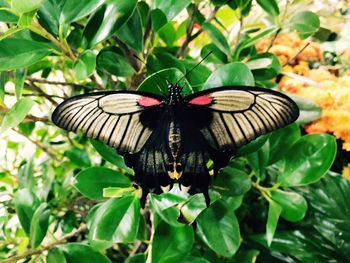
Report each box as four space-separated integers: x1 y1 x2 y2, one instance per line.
0 0 347 262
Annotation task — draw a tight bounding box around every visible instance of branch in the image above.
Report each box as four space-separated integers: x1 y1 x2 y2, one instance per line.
26 77 100 91
25 81 59 106
282 42 310 67
5 91 65 99
2 225 87 263
177 6 219 58
0 105 49 123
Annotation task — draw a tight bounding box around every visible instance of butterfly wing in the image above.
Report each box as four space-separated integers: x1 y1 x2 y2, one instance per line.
184 86 299 152
52 91 164 154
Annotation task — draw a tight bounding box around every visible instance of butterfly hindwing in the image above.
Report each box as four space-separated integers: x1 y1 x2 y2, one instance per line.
52 91 164 154
185 86 299 152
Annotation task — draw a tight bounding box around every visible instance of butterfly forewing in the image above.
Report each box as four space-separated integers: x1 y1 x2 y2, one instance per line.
185 86 299 152
52 91 164 154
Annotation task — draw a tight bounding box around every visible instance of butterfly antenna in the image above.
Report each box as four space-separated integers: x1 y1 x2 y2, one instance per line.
175 51 213 86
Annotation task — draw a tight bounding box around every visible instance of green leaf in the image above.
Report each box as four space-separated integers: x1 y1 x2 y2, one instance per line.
97 47 135 77
47 247 67 263
15 68 26 100
74 167 132 200
236 134 270 157
64 147 91 167
125 254 146 263
246 141 270 178
266 199 282 246
0 71 6 102
90 139 133 173
61 0 105 24
158 22 176 46
0 8 18 22
37 0 63 36
201 43 228 64
138 68 192 96
197 200 240 257
88 196 140 249
152 220 194 263
268 123 300 165
147 52 185 74
0 38 51 70
202 22 230 55
83 0 138 47
246 53 281 80
62 243 111 263
150 193 187 226
270 189 307 222
0 97 34 134
73 50 96 80
14 189 40 235
153 0 191 22
180 192 221 224
204 62 254 89
29 202 50 248
18 159 35 191
150 8 167 32
18 121 35 136
256 0 279 17
278 134 336 186
290 95 322 125
11 0 45 14
289 11 320 39
116 8 143 53
214 164 251 196
182 60 211 91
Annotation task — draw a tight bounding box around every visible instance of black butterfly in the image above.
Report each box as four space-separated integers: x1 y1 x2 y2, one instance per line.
52 84 299 206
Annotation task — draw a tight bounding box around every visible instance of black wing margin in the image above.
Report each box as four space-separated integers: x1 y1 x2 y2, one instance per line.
185 86 299 152
52 91 164 154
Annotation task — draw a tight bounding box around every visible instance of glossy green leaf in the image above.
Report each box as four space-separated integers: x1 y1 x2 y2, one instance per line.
0 98 34 134
18 121 35 136
37 0 63 36
150 8 167 32
88 196 140 249
201 43 228 64
15 68 26 100
227 0 252 16
116 8 143 53
74 167 132 200
266 199 282 246
138 68 192 96
0 71 6 102
0 38 51 70
246 53 281 80
18 10 36 27
256 0 279 17
150 193 187 226
290 95 322 125
158 22 176 46
236 134 270 157
0 8 18 22
152 220 194 263
29 202 50 247
97 47 135 77
270 189 307 222
202 22 230 55
278 134 336 186
125 254 146 263
180 192 220 224
147 52 185 74
14 189 40 235
64 147 91 167
197 200 240 257
153 0 191 22
214 165 251 196
61 0 105 24
47 247 67 263
182 60 211 91
62 243 111 263
289 11 320 39
204 62 254 89
18 159 35 191
90 139 133 174
83 0 138 47
268 124 301 164
247 141 270 178
11 0 45 14
74 50 96 80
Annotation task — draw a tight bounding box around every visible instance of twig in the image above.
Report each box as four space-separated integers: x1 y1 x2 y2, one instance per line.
1 225 87 263
266 28 281 52
26 77 99 91
26 81 59 106
282 42 310 67
12 128 59 160
5 91 65 99
177 6 219 58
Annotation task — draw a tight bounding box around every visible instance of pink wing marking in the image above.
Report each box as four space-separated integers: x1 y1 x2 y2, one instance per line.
188 94 213 105
138 96 162 107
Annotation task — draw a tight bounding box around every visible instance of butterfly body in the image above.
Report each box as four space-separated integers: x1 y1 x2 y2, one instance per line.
52 84 299 206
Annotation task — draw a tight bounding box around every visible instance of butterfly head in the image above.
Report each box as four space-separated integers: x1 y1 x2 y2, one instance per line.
167 84 183 105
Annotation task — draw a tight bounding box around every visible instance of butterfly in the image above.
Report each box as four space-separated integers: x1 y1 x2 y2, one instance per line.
52 84 299 207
